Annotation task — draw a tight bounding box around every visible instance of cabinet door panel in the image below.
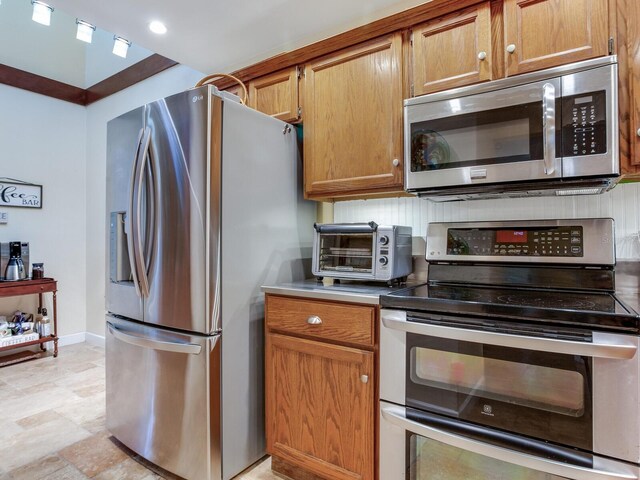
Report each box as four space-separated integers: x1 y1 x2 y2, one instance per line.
266 333 374 480
629 0 640 168
504 0 609 76
304 34 403 198
248 67 300 123
412 2 492 96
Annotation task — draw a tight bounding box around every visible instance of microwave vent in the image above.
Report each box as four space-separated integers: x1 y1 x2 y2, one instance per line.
555 187 605 196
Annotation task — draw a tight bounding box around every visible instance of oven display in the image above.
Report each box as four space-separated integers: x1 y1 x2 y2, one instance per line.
496 230 527 244
447 226 583 257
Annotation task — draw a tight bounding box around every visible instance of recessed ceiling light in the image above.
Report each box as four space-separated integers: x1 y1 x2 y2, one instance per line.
149 21 167 35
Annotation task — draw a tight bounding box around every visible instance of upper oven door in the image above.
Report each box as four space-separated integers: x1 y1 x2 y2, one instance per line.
405 323 593 451
404 78 562 190
380 309 640 459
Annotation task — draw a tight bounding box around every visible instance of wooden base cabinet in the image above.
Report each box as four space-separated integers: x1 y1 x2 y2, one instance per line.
265 294 377 480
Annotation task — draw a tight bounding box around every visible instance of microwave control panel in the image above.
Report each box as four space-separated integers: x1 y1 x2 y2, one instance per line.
562 90 607 157
447 226 584 257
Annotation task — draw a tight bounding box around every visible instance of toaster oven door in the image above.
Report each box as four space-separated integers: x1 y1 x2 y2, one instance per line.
313 226 376 279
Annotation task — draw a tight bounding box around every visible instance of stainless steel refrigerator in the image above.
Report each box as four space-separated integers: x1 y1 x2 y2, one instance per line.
105 86 314 480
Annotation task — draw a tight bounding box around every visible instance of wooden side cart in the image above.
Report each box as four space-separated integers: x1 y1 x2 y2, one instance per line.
0 278 58 366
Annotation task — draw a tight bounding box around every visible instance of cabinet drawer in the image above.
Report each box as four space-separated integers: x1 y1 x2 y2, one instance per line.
266 295 375 347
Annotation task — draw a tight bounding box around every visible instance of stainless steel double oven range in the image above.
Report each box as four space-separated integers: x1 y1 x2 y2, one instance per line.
380 219 640 479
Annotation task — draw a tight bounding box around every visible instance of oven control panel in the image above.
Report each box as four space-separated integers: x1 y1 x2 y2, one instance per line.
562 90 607 157
447 226 584 257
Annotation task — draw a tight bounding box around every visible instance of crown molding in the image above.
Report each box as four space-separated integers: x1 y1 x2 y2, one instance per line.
0 54 178 106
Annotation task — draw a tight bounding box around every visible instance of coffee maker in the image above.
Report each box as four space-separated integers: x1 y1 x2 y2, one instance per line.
1 242 29 281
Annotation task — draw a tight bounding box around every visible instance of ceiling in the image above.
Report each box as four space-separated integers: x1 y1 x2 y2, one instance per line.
0 0 154 88
49 0 427 75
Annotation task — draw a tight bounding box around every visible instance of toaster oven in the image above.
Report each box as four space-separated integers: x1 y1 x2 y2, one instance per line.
312 223 412 282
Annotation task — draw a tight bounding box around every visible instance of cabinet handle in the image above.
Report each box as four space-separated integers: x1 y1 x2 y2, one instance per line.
360 375 369 384
392 158 400 167
307 315 322 325
477 51 487 61
506 44 516 54
636 128 640 137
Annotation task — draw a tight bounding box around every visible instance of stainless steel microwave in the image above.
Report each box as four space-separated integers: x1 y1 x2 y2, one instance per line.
404 56 619 201
312 222 412 282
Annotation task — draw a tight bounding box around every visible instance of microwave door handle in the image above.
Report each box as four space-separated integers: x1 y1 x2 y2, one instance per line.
381 310 637 360
542 82 556 175
381 403 638 480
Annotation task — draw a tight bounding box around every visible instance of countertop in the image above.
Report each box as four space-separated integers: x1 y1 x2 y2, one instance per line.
263 261 640 309
261 279 418 305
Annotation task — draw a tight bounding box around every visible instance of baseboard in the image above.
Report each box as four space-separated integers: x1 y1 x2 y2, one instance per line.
58 332 86 347
85 332 105 348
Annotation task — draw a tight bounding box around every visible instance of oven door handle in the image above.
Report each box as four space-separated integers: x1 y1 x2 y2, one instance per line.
381 403 638 480
381 310 638 359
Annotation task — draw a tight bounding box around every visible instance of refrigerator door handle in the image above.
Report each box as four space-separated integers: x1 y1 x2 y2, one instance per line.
143 139 159 288
126 128 145 297
131 127 152 298
107 322 202 355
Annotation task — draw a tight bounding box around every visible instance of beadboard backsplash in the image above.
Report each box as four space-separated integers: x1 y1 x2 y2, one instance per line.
334 182 640 260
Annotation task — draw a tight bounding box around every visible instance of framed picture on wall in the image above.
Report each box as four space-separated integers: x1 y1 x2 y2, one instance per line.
0 178 42 209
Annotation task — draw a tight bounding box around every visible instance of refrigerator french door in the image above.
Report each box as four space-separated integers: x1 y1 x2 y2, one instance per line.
106 86 314 480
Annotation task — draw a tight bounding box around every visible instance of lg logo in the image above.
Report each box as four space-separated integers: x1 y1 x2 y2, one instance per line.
192 95 204 103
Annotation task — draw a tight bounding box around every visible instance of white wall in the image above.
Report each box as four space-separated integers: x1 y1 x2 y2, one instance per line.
334 183 640 259
0 84 87 336
84 64 204 335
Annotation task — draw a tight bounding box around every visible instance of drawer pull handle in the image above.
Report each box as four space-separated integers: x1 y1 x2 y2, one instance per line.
361 375 369 384
307 315 322 325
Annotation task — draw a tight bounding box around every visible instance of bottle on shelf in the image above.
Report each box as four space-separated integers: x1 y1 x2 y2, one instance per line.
40 308 51 351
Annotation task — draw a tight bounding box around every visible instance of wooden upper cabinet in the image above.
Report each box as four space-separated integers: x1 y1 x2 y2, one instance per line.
411 2 493 96
628 0 640 169
504 0 609 76
303 33 404 199
266 333 374 480
222 83 248 105
248 67 300 123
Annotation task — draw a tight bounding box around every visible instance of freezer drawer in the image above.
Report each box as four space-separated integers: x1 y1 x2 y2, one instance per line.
105 315 220 479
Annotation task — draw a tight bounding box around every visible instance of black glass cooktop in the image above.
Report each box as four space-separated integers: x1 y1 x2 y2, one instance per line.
381 283 640 332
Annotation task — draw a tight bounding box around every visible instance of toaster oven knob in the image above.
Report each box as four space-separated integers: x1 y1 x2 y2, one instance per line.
379 235 389 245
379 256 388 266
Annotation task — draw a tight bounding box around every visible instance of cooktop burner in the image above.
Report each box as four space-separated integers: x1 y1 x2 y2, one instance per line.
381 283 640 332
496 294 597 310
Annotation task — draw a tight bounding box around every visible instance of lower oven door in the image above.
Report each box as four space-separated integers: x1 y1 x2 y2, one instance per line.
380 401 639 480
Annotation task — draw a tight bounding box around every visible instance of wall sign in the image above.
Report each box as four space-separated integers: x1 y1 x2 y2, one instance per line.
0 178 42 209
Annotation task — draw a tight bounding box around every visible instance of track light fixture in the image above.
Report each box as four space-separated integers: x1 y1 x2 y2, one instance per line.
31 0 53 26
112 36 131 58
76 19 96 43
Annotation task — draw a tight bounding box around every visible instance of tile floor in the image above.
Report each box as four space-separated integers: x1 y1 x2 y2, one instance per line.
0 343 282 480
